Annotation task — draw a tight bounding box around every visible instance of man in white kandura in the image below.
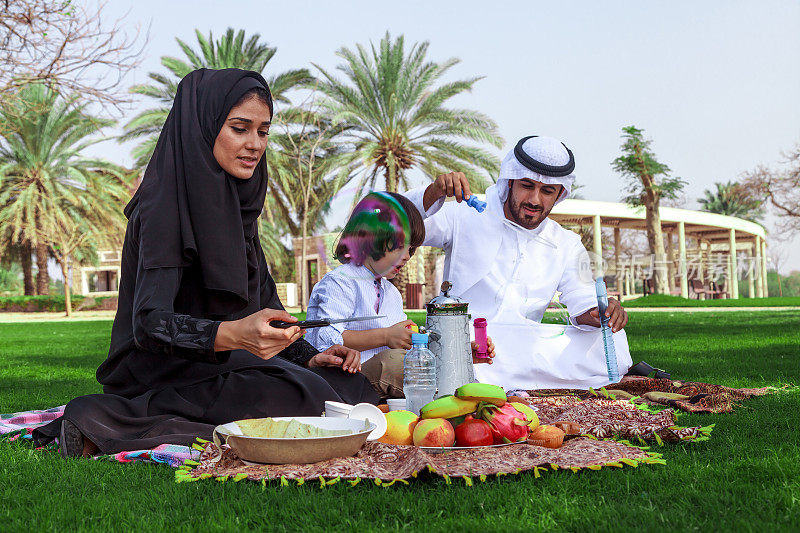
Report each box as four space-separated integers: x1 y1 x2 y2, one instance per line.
404 135 633 390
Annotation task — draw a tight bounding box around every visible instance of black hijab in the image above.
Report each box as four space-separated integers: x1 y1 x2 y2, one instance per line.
125 68 273 315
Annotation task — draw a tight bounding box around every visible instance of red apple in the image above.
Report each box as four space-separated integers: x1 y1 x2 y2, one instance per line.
412 418 455 447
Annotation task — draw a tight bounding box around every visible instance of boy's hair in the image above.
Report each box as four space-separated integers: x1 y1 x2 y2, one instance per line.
334 191 425 265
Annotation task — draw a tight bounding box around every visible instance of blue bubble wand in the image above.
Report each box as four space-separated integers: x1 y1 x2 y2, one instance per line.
595 277 620 382
465 195 486 213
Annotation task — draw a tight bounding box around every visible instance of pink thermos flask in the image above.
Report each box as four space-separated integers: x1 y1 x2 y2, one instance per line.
473 318 488 359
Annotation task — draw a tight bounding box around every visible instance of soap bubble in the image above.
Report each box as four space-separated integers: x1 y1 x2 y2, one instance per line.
333 191 411 279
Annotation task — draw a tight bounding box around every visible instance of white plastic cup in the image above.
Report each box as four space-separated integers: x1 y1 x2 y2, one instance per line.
386 398 407 411
324 401 353 418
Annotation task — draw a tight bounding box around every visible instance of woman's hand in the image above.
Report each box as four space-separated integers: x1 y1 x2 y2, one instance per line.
307 345 362 373
383 319 415 350
472 336 496 364
215 309 303 360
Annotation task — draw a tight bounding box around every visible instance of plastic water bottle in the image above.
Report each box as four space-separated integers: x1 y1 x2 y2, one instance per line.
595 277 620 382
403 333 437 415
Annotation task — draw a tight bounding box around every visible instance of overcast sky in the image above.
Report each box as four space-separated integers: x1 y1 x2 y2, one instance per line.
94 0 800 272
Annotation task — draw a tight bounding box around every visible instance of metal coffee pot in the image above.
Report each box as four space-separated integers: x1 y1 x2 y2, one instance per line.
424 281 476 397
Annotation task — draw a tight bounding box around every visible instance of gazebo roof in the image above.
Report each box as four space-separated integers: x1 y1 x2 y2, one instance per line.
466 196 766 243
549 199 766 243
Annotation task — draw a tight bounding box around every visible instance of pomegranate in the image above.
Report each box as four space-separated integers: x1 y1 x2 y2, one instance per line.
454 416 494 447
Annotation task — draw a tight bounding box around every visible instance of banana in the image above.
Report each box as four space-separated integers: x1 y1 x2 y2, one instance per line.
455 383 506 406
419 396 479 419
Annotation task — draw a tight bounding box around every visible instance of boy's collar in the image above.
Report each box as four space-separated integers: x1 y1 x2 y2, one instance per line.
360 263 382 280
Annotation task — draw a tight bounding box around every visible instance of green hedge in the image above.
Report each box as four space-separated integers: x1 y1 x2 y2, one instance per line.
622 294 800 307
0 295 116 312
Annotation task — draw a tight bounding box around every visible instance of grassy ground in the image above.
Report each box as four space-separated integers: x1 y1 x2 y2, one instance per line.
1 312 798 531
622 294 800 307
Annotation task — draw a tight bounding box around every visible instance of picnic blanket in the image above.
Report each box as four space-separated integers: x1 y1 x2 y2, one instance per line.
521 396 713 443
0 406 199 468
179 438 664 486
525 376 772 414
179 394 713 485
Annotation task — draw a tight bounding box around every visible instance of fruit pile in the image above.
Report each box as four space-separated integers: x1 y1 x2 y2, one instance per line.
379 384 566 449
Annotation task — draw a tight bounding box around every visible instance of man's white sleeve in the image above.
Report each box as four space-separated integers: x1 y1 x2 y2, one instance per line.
558 239 598 323
403 185 454 249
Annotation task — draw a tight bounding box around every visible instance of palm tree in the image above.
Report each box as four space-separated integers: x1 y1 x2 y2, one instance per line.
313 33 504 195
613 126 685 295
314 33 503 303
0 84 130 303
699 181 764 222
122 28 313 169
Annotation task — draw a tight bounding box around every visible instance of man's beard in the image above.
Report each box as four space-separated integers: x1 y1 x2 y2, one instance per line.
506 194 551 230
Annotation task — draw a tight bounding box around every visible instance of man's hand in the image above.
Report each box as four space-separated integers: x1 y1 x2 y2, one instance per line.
307 344 362 373
575 298 628 332
472 336 496 364
423 171 473 211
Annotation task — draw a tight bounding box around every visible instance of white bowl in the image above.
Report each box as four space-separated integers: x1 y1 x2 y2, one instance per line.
347 403 387 440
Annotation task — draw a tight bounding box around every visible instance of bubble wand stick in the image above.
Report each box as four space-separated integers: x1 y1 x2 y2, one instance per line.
595 277 620 382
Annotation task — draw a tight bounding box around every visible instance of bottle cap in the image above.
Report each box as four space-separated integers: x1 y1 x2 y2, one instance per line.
411 333 429 344
473 318 487 327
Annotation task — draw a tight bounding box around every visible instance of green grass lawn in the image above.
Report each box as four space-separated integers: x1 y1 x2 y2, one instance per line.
1 312 798 531
622 294 800 307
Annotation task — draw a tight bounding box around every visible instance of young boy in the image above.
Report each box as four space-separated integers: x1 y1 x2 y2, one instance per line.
305 192 493 399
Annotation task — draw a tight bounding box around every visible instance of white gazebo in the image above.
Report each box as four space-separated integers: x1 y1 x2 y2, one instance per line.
548 199 768 299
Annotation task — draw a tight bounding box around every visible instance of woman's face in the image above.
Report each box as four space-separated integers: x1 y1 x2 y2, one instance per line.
213 97 272 180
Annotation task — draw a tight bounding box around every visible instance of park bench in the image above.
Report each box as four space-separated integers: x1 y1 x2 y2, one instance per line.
688 279 709 299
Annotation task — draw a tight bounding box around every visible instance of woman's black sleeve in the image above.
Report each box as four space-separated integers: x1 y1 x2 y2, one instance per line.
257 244 318 367
132 260 229 364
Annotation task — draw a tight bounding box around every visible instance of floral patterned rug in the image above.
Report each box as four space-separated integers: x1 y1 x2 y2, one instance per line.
177 392 718 485
178 437 663 486
526 376 772 414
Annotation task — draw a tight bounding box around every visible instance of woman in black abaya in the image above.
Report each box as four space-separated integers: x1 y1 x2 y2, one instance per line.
35 68 379 457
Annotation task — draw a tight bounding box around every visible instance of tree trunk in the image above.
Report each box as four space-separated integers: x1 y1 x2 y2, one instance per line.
59 259 72 317
423 248 441 302
644 195 669 294
300 209 308 312
390 266 409 307
35 242 49 295
20 242 35 295
666 232 675 293
384 164 398 193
